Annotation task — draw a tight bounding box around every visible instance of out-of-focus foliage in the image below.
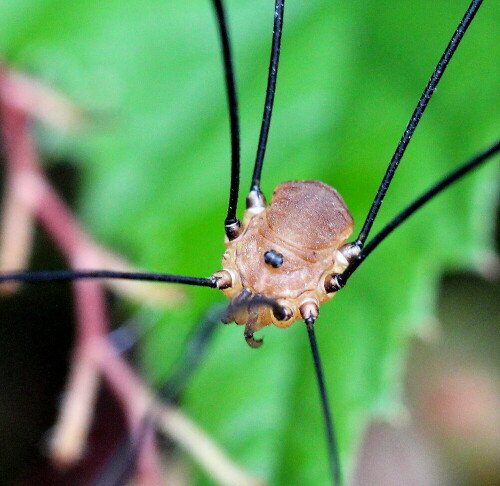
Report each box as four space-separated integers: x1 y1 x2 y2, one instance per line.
0 1 498 484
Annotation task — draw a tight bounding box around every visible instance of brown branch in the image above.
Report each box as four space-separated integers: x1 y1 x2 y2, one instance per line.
0 66 263 485
99 343 265 486
0 67 84 131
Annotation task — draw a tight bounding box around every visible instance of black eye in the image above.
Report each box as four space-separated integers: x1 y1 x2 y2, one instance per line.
264 250 284 268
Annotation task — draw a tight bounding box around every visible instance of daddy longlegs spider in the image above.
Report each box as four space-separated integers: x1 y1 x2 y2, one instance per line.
0 0 498 485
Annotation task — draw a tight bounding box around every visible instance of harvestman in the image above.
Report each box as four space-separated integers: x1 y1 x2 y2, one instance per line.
1 0 499 485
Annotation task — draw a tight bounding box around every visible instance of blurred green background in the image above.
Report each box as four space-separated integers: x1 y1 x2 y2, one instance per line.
0 0 498 485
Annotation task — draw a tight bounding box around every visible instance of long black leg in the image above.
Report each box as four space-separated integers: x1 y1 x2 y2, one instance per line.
159 304 223 401
211 0 242 239
355 0 483 247
306 318 341 486
0 269 218 287
90 418 152 486
332 139 500 289
92 306 222 486
250 0 285 195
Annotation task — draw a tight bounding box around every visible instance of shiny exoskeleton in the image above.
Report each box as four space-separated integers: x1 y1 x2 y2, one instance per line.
213 180 355 347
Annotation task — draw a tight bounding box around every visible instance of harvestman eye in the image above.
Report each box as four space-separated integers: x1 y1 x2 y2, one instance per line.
263 249 283 268
0 1 497 485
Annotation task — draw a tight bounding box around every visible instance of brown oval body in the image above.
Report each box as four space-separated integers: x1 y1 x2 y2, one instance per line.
266 181 354 251
216 180 354 335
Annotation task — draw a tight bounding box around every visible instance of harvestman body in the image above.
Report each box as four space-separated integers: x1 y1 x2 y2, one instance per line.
214 181 356 347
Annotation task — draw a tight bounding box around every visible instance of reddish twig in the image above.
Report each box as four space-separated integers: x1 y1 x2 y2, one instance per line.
0 66 263 486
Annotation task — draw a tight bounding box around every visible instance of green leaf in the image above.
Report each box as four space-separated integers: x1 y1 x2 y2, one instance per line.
1 0 498 484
